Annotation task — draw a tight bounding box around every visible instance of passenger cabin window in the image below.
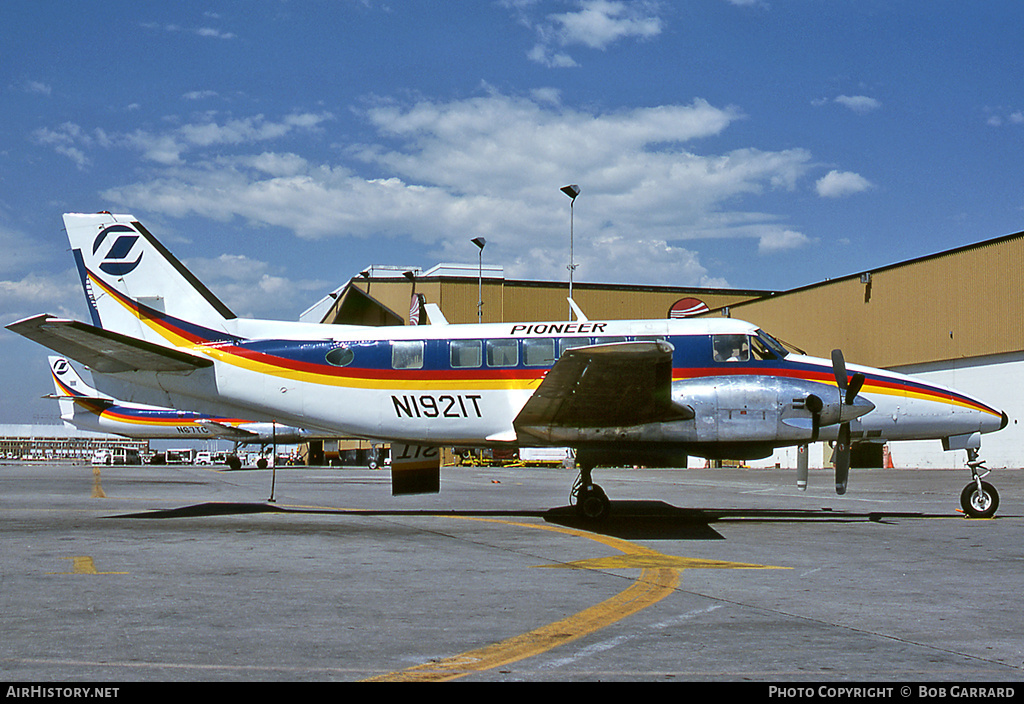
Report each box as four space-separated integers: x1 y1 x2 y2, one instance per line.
559 337 590 355
486 339 518 367
325 345 354 367
392 340 424 370
713 334 750 362
450 340 482 368
523 338 556 366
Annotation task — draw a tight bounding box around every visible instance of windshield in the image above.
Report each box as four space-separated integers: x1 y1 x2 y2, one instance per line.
754 329 790 359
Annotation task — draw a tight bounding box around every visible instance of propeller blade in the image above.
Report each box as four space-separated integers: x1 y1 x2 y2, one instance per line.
845 372 865 406
831 349 848 392
797 444 809 491
835 423 851 495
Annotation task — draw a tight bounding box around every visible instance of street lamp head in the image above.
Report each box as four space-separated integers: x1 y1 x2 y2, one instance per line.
471 237 486 250
560 184 580 201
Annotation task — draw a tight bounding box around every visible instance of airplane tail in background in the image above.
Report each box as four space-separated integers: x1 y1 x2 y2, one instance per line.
63 212 236 345
49 355 100 399
48 355 100 427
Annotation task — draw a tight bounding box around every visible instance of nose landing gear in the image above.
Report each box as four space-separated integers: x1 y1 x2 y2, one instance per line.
960 449 999 519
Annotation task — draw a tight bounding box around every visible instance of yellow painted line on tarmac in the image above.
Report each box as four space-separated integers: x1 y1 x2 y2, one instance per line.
365 516 785 682
47 556 129 575
91 467 106 498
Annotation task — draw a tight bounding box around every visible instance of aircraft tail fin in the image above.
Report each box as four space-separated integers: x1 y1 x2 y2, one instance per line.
63 213 235 345
47 356 101 427
49 355 101 399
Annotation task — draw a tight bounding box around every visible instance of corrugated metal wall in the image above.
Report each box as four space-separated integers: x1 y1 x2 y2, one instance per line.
719 232 1024 367
343 278 765 326
328 230 1024 369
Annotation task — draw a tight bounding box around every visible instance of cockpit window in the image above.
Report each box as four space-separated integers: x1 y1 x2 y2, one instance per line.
755 329 789 359
713 332 788 362
713 334 750 362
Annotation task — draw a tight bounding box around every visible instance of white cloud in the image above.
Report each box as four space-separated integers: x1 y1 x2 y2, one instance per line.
985 109 1024 127
834 95 881 113
517 0 665 67
815 169 872 198
31 123 95 169
195 27 237 40
182 253 331 318
43 112 333 167
141 22 237 40
25 81 52 96
0 271 85 326
756 228 812 253
99 90 817 286
549 0 663 49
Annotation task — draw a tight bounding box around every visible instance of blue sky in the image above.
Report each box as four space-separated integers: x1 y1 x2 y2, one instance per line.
2 0 1024 425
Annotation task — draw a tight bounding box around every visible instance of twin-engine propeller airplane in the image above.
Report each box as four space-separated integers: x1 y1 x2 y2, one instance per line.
47 355 323 468
7 212 1008 519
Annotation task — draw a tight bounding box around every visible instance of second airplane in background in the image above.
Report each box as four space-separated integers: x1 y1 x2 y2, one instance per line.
47 355 323 468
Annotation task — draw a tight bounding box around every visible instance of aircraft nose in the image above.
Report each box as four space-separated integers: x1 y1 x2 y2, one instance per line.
1000 410 1009 431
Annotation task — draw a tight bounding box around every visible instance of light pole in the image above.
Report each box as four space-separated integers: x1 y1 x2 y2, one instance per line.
560 184 580 318
471 237 486 324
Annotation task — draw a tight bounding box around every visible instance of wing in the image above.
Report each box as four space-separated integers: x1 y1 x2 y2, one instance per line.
513 340 693 443
7 314 212 374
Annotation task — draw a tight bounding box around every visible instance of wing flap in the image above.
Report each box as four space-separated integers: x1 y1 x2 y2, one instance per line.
514 341 692 437
7 314 213 374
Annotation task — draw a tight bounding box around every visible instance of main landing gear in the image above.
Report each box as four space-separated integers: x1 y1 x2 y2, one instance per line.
571 461 611 520
960 448 999 519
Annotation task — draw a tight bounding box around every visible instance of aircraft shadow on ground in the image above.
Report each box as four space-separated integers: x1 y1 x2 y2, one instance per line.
110 500 944 541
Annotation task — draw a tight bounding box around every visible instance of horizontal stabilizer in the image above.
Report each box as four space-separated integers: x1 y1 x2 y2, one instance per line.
7 314 212 374
44 393 114 409
196 420 259 441
514 340 692 439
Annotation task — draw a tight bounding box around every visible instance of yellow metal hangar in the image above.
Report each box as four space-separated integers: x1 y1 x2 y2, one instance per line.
305 229 1024 470
301 262 772 330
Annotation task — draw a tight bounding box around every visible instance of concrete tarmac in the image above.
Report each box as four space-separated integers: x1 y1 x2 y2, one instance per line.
1 461 1022 683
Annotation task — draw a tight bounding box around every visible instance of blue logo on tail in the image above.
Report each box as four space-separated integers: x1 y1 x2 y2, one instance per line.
93 224 144 275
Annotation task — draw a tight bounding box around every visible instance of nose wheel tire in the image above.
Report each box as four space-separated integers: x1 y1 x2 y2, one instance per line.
960 480 999 519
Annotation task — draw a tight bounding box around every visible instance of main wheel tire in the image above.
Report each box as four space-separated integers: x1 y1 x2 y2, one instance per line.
960 480 999 518
575 485 611 520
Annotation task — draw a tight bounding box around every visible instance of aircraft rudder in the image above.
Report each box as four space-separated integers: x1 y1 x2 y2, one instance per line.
62 212 236 341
